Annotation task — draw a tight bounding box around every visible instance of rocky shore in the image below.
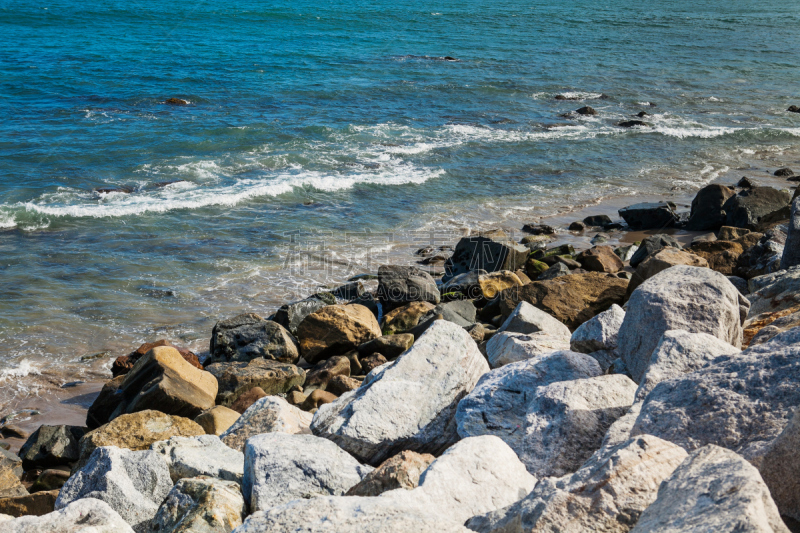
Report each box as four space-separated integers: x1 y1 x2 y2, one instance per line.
1 169 800 532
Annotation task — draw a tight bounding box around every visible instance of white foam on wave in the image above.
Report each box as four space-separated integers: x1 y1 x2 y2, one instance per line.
645 115 740 139
0 359 40 381
558 91 605 100
0 211 16 229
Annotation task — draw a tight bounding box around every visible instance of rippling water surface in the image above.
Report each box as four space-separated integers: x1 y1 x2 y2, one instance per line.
2 0 800 403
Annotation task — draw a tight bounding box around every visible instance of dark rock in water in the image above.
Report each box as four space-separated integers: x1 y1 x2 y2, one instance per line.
723 187 792 230
617 120 650 128
137 286 176 298
19 426 86 469
165 98 189 106
443 56 458 61
590 232 610 245
443 232 528 282
605 222 624 230
685 184 736 231
60 381 83 388
94 186 133 194
775 168 794 177
569 221 586 232
583 214 613 227
417 254 448 266
521 223 555 235
152 179 186 188
618 202 679 230
554 94 576 100
209 313 299 364
332 281 364 301
575 106 597 116
414 246 436 256
637 111 649 117
629 234 683 268
737 176 756 188
788 105 800 113
376 265 440 311
789 175 800 182
112 339 200 378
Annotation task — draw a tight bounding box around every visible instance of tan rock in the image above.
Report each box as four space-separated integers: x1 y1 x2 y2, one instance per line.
628 248 709 295
360 353 388 374
346 451 435 497
478 270 524 299
498 273 629 330
206 359 305 407
382 302 436 335
296 304 381 364
111 339 201 378
229 387 267 414
194 406 241 436
301 390 337 411
78 410 204 467
286 390 307 407
304 356 350 391
691 240 744 275
0 489 59 517
577 245 624 273
0 466 27 499
718 226 750 240
326 375 361 396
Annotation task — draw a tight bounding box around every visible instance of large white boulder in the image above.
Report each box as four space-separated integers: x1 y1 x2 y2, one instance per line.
310 320 489 465
467 435 688 533
151 476 246 533
4 498 134 533
456 350 602 461
54 446 172 532
151 434 243 483
630 445 789 533
243 432 372 512
617 265 749 383
485 331 570 368
233 436 535 533
496 301 571 337
570 303 625 353
221 396 312 452
759 408 800 522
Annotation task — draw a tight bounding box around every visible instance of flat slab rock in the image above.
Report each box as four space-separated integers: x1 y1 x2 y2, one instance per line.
151 434 244 483
485 331 571 368
221 396 312 452
4 498 135 533
311 320 489 465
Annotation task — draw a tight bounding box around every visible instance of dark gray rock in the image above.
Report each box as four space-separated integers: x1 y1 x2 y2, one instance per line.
780 198 800 270
332 282 364 301
443 234 529 282
18 425 86 470
205 359 306 407
272 296 331 335
629 234 683 267
209 314 299 364
376 265 440 311
619 202 679 231
685 184 736 231
583 214 613 227
775 168 794 177
723 186 792 230
357 334 414 360
423 300 477 328
537 262 570 280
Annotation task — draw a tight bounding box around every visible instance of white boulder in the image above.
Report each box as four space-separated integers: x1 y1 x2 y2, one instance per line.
4 498 134 533
151 434 243 483
221 396 312 452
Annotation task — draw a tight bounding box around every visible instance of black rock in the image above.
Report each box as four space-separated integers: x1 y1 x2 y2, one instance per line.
332 281 364 300
775 168 794 177
618 202 679 230
723 186 793 230
19 425 86 469
629 234 683 268
575 106 598 116
94 186 133 194
569 221 586 232
209 313 299 364
788 105 800 113
272 296 329 335
737 177 756 188
685 184 736 231
521 223 556 235
376 265 440 311
165 98 189 106
636 111 649 117
617 120 650 128
443 233 528 282
583 214 613 227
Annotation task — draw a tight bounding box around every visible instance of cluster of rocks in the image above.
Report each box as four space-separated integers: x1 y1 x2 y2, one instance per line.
2 178 799 532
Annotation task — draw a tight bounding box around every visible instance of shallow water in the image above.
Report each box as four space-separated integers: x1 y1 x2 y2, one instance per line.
1 0 800 407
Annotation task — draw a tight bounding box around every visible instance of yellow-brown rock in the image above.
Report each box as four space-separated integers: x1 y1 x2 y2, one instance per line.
691 240 744 275
628 248 709 295
478 270 524 299
382 302 435 335
296 304 381 364
194 406 241 436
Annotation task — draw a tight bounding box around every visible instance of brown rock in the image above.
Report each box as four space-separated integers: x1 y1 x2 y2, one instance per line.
111 339 201 378
300 390 337 411
691 240 744 275
286 391 307 407
85 375 125 429
325 375 361 396
296 304 381 364
229 387 268 414
734 232 764 250
357 334 414 360
29 469 70 493
628 248 709 295
360 353 388 374
0 489 58 517
194 406 241 436
304 356 350 391
346 450 435 496
478 270 524 299
77 410 204 467
344 350 363 375
206 359 305 407
466 323 485 343
718 226 750 240
1 426 28 439
497 272 629 330
382 302 436 335
576 245 624 273
0 464 27 499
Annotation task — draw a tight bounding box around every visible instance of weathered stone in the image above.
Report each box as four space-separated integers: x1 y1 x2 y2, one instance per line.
685 184 737 231
466 323 486 342
29 469 70 493
422 300 478 328
619 202 678 230
496 301 568 337
0 490 57 517
629 234 683 268
0 449 22 479
3 499 134 532
631 327 800 464
150 476 245 533
525 258 549 279
18 425 86 469
780 198 800 269
760 408 800 522
221 396 312 452
0 463 27 499
723 186 792 229
296 304 381 364
229 386 266 414
467 435 688 533
209 314 299 364
456 350 602 471
485 332 570 368
746 267 800 316
570 303 625 354
630 445 789 533
635 330 740 401
325 375 361 396
271 296 329 335
243 433 372 512
206 359 304 407
627 248 709 294
300 389 338 411
477 271 524 299
151 435 243 483
346 451 435 497
311 320 489 465
441 270 488 299
583 214 613 227
618 266 748 383
193 406 240 436
357 333 414 360
376 265 440 310
719 225 751 240
382 301 435 335
737 228 786 279
537 261 569 280
496 273 629 330
359 353 387 374
112 340 201 378
615 244 639 262
444 233 529 282
690 240 744 275
303 356 349 391
78 411 204 468
56 446 172 531
235 436 534 533
86 375 125 429
576 245 624 273
747 307 800 346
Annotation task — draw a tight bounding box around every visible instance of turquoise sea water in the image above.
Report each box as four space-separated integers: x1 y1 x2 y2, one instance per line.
1 0 799 402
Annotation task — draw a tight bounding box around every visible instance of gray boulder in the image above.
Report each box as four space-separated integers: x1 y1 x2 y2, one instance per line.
685 183 736 231
55 446 172 532
221 396 312 452
150 476 245 533
630 445 789 533
150 435 243 483
740 228 787 279
635 330 740 401
209 314 298 364
619 202 679 231
629 234 682 268
747 267 800 317
243 433 372 512
443 233 529 282
376 265 440 310
456 350 602 464
485 331 571 368
780 198 800 269
4 498 134 533
467 435 688 533
618 266 748 383
18 425 86 469
441 270 488 299
311 320 489 465
537 262 569 280
570 303 625 353
723 186 792 230
496 301 571 337
760 408 800 522
423 300 477 328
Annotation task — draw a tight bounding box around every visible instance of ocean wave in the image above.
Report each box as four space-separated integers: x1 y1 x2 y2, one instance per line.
0 359 40 381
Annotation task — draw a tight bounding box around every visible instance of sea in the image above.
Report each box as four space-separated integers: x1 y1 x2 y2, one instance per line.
1 0 800 408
